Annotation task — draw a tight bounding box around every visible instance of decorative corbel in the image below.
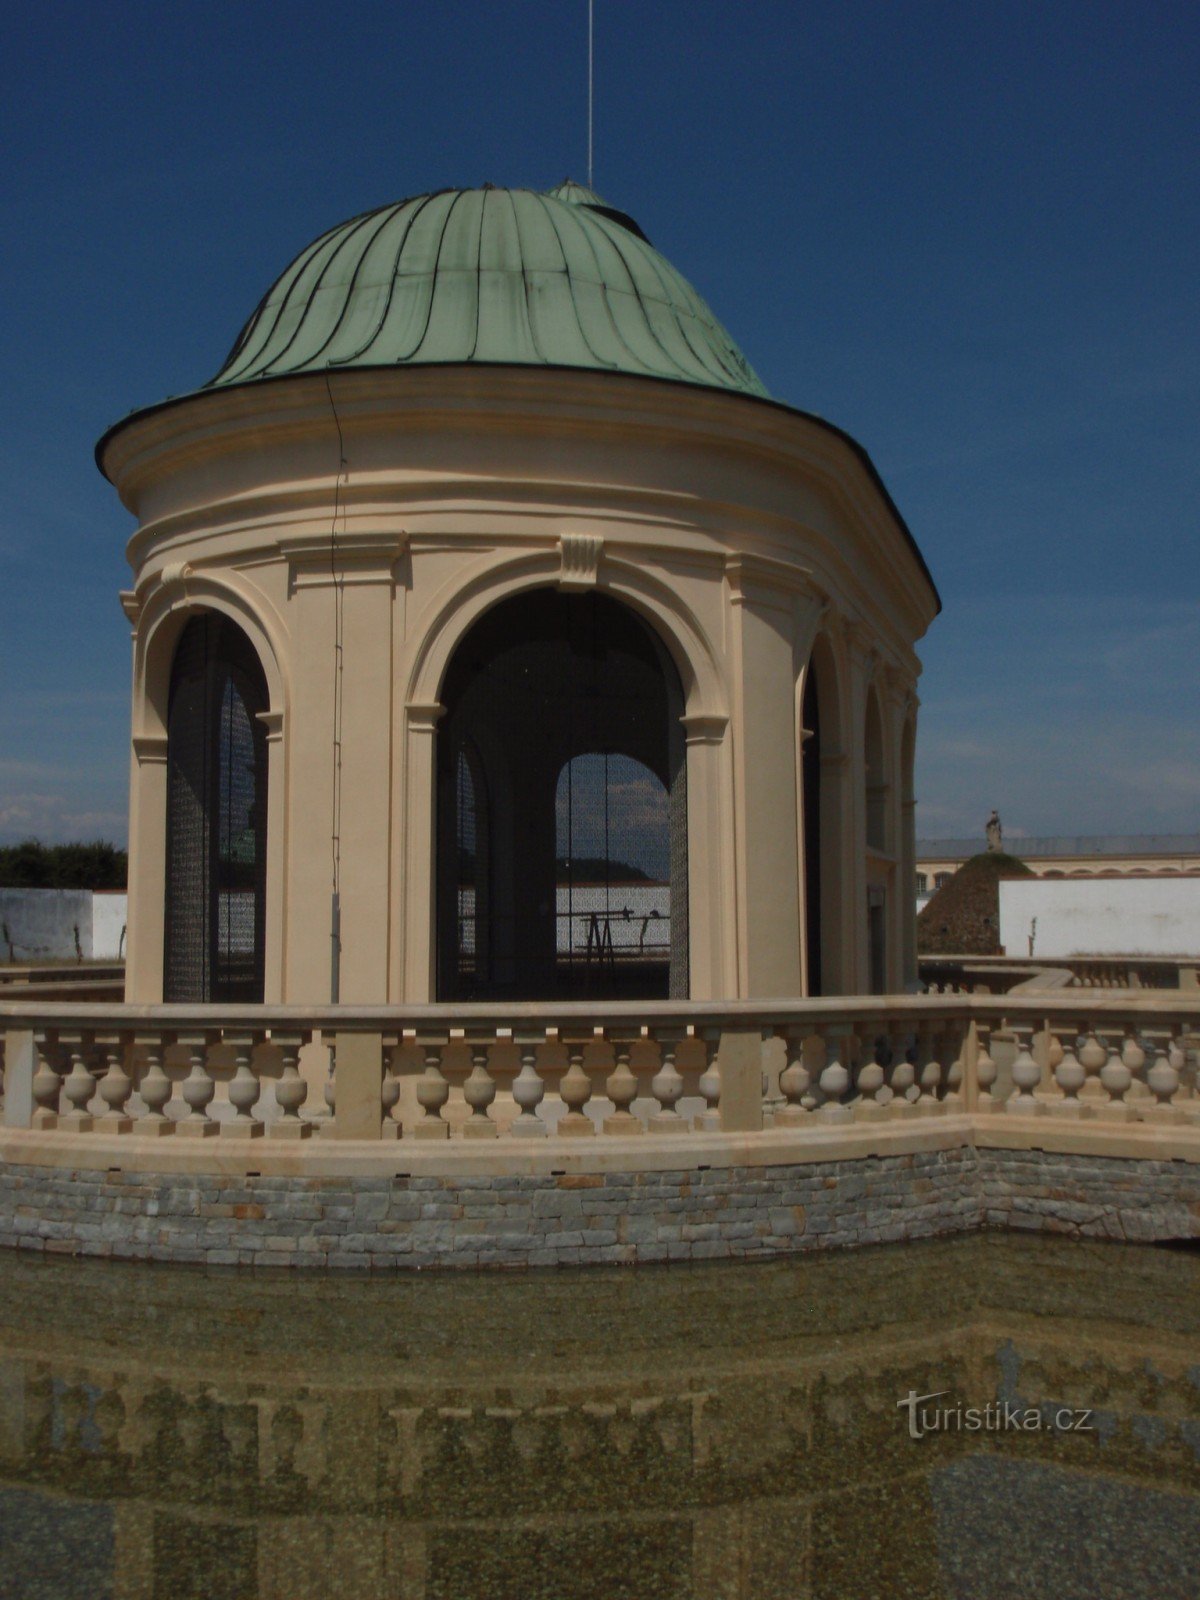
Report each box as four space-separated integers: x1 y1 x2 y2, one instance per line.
558 533 603 590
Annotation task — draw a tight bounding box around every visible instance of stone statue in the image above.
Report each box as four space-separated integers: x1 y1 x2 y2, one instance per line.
985 810 1002 853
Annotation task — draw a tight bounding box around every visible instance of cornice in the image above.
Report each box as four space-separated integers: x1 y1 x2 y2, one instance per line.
131 733 168 766
97 366 938 621
724 551 814 612
405 701 446 734
681 712 729 746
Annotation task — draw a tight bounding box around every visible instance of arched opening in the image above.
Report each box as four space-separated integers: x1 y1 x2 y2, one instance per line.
436 589 687 1000
164 612 269 1002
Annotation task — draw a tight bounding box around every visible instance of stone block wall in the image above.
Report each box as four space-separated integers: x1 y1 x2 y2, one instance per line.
977 1147 1200 1244
0 1149 979 1269
0 1144 1196 1268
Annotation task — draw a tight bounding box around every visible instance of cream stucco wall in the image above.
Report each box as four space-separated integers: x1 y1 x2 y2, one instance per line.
101 366 937 1004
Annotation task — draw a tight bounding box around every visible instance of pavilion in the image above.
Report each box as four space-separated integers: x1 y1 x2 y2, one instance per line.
98 180 939 1006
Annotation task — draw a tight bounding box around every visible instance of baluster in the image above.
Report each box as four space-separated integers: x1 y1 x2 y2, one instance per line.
271 1031 313 1140
223 1033 263 1138
178 1033 218 1137
604 1037 642 1135
1006 1026 1043 1114
308 1033 336 1138
310 1066 337 1143
1097 1027 1135 1121
974 1022 999 1113
855 1026 889 1120
1171 1032 1196 1124
414 1040 451 1139
1144 1029 1183 1123
96 1033 134 1133
889 1030 917 1114
59 1036 97 1133
695 1034 721 1131
776 1029 813 1126
1050 1028 1088 1117
379 1034 401 1141
916 1023 943 1113
136 1034 175 1136
649 1036 686 1134
93 1384 126 1458
511 1039 547 1137
31 1031 62 1130
816 1027 851 1123
559 1040 595 1137
1121 1026 1149 1116
462 1039 498 1138
1078 1026 1107 1108
760 1027 785 1116
941 1023 966 1110
60 1383 88 1450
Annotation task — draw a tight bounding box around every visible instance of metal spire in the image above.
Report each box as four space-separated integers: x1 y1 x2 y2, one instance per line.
588 0 594 189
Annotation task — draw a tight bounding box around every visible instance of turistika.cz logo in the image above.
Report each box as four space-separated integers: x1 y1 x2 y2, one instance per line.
897 1389 1094 1441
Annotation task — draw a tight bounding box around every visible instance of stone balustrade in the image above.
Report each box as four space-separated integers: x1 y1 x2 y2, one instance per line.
919 953 1199 993
3 994 1199 1269
2 994 1198 1146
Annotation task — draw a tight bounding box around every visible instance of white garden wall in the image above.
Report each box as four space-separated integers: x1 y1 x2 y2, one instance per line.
999 876 1200 959
0 890 127 963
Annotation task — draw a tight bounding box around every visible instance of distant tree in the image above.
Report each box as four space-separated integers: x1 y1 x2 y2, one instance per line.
0 840 128 890
556 856 653 883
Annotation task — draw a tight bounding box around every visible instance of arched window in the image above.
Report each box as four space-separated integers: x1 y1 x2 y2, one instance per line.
443 740 490 994
556 752 671 991
164 613 269 1002
436 589 687 1000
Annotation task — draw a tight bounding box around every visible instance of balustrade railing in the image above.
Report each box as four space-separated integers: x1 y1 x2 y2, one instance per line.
2 995 1198 1145
919 953 1199 993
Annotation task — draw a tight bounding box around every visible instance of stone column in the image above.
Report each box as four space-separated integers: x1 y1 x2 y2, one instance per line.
844 624 874 994
2 1031 33 1128
681 713 733 999
899 700 919 988
401 702 445 1002
125 732 168 1001
334 578 395 1003
259 708 287 1002
726 556 804 997
881 671 908 993
279 535 403 1003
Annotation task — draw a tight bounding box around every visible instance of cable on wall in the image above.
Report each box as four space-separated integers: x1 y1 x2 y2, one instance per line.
324 372 347 1002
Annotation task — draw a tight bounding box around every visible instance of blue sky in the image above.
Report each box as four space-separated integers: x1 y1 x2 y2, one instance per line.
1 0 1196 847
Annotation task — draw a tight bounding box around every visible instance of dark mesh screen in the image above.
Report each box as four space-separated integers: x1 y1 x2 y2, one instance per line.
165 614 269 1002
437 590 687 1001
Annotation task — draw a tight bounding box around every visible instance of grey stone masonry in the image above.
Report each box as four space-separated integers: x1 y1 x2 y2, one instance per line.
0 1147 1195 1269
977 1147 1200 1244
0 1149 979 1269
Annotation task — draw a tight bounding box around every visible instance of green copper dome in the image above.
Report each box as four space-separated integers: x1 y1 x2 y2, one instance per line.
206 182 768 399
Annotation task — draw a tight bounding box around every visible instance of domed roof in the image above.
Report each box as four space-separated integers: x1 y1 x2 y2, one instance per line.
206 181 767 400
